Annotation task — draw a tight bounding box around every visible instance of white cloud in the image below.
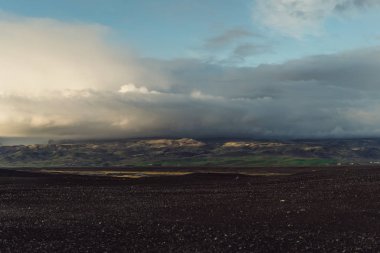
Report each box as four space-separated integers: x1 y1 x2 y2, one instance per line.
253 0 380 37
119 83 160 94
0 13 170 96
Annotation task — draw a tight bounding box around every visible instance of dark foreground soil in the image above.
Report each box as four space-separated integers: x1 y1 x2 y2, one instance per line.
0 167 380 252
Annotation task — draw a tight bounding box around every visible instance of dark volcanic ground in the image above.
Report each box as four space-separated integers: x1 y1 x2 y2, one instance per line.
0 167 379 252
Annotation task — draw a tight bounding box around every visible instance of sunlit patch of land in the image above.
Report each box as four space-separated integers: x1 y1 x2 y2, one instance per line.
40 169 193 178
38 169 292 178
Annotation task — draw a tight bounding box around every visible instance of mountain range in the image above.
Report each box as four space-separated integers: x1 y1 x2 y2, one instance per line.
1 137 380 167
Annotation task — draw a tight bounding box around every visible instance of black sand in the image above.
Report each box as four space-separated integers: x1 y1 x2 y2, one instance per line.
0 167 379 252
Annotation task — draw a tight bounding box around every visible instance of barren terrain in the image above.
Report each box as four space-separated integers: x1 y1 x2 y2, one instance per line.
0 166 379 252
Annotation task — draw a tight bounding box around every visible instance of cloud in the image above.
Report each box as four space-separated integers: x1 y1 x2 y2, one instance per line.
203 28 255 49
230 43 272 61
2 13 380 139
201 28 271 64
3 45 380 139
334 0 380 12
253 0 380 37
119 83 160 94
0 13 170 96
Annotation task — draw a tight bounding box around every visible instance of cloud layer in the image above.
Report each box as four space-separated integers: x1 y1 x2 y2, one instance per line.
2 13 380 139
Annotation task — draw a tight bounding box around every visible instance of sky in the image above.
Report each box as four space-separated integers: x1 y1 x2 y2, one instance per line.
1 0 380 140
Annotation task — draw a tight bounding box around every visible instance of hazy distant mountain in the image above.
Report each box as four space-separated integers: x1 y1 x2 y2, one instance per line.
0 137 49 146
1 138 380 167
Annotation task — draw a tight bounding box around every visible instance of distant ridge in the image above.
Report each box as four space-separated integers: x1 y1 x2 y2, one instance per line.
2 138 380 167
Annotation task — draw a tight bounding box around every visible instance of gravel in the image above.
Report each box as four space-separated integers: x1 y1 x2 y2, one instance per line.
0 167 379 252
